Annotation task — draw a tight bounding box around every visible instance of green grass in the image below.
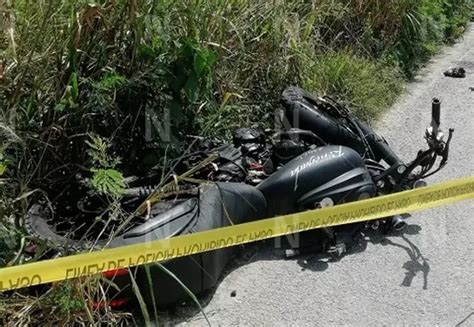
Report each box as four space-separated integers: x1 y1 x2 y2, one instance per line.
0 0 472 324
302 52 403 122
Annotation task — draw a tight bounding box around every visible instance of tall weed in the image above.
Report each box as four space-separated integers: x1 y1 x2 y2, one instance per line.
0 0 472 324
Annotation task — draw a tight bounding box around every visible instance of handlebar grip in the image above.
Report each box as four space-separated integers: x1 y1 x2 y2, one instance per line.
432 98 441 127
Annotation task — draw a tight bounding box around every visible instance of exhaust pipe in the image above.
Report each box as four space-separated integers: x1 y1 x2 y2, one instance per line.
390 215 408 231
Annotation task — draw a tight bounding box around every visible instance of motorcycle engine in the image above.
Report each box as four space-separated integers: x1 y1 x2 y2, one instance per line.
179 127 316 186
271 128 321 166
233 127 266 157
231 128 271 184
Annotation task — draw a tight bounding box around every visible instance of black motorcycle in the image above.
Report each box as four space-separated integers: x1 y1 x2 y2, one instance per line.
25 87 453 308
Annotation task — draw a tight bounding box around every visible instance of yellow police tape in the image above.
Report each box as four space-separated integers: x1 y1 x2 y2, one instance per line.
1 176 473 292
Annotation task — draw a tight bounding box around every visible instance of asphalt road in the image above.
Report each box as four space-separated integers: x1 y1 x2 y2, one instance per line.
169 25 474 326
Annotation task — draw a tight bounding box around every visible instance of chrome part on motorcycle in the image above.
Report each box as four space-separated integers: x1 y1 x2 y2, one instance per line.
319 197 334 208
397 165 407 174
327 242 347 259
413 179 428 188
369 220 380 230
284 248 300 259
358 192 371 200
390 215 408 231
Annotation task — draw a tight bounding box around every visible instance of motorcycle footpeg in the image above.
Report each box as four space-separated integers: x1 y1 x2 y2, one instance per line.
284 248 300 259
386 214 411 232
284 244 320 259
327 242 347 259
412 179 427 189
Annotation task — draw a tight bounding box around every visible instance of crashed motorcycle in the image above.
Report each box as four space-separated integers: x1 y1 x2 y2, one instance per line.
25 87 453 308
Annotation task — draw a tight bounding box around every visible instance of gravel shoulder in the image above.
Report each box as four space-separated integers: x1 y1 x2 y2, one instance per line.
173 25 474 326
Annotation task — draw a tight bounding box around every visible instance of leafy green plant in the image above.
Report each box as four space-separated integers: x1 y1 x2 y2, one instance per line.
0 224 21 267
169 39 217 103
0 159 6 177
90 168 126 198
86 135 125 197
51 282 85 314
86 135 121 170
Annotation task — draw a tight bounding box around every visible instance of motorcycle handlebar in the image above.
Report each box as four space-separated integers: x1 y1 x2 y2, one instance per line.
432 98 441 128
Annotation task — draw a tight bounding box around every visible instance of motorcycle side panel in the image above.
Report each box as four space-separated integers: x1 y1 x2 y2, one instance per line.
258 145 376 216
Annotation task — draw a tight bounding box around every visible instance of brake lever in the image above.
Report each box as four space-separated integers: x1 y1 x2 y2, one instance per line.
379 99 453 189
411 127 454 180
439 128 454 167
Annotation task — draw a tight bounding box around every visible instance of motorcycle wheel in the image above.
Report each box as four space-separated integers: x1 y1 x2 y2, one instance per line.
281 86 365 154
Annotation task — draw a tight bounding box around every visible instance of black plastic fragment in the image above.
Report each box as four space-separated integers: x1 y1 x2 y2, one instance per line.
443 67 466 78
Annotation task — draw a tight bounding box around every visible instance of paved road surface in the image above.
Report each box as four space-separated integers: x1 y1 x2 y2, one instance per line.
169 25 474 326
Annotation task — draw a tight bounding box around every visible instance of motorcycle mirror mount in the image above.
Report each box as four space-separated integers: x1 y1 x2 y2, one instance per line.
426 97 445 147
431 98 441 127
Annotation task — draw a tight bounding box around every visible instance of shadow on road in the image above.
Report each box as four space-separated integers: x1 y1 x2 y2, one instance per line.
382 236 430 289
366 224 430 290
456 312 474 326
292 224 430 290
159 223 430 324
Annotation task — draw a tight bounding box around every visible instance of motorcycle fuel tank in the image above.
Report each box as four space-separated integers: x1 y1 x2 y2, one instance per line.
258 145 376 216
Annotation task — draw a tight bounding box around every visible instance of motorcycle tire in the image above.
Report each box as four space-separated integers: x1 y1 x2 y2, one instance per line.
281 86 366 154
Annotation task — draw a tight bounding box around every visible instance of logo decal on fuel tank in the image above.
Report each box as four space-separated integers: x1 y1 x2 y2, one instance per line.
291 146 344 191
